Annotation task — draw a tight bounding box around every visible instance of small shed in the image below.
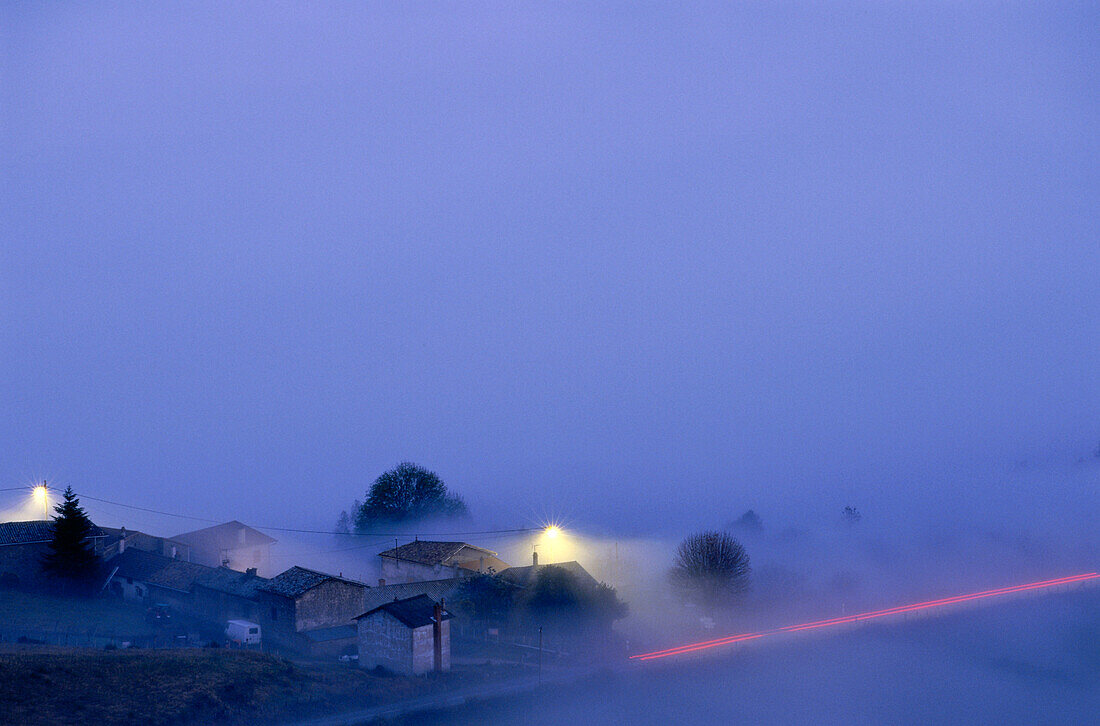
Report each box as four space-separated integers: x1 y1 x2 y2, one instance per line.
354 594 453 675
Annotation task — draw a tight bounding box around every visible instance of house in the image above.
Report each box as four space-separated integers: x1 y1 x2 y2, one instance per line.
0 520 107 589
107 548 179 601
497 554 601 590
99 526 191 562
172 521 277 575
355 594 453 675
107 555 366 654
107 548 270 626
259 566 369 655
377 540 510 583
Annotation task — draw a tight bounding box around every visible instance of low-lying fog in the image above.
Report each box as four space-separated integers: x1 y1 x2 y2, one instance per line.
400 589 1100 725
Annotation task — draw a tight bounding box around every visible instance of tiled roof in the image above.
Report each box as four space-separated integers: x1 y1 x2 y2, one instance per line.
192 566 270 599
142 559 212 592
99 527 185 549
172 521 277 550
361 577 469 613
376 540 497 566
110 549 269 598
0 520 105 547
111 549 178 583
262 566 367 599
356 594 453 629
498 561 600 589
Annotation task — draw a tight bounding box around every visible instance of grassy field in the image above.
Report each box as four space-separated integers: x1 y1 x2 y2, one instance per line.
0 645 445 725
0 644 533 725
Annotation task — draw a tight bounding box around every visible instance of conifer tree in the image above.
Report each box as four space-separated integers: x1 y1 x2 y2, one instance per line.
41 486 101 592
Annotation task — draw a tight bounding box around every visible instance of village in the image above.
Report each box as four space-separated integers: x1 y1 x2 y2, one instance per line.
0 485 627 688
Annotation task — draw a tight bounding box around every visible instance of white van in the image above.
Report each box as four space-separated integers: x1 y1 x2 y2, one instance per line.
225 619 262 647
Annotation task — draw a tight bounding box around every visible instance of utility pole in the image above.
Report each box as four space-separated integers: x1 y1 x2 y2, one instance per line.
537 625 543 686
41 480 48 519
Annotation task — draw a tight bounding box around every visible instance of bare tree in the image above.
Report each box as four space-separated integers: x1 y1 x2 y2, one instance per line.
670 530 751 607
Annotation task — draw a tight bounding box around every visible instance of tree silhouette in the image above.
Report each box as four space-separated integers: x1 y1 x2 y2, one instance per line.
41 487 101 593
353 462 467 531
518 565 627 630
334 510 352 537
670 530 751 608
455 573 517 628
731 509 763 533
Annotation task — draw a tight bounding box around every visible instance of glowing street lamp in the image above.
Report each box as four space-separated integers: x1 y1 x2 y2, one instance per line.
32 483 48 519
544 525 561 539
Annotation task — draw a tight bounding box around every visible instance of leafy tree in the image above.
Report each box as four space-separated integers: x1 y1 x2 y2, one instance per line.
588 582 630 624
454 574 517 626
354 462 468 531
670 530 751 608
522 566 583 620
41 487 102 593
518 565 627 630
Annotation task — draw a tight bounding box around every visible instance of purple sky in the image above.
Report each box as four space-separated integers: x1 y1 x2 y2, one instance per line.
2 2 1098 535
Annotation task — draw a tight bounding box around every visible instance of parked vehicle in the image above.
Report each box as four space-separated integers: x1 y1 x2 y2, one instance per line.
225 619 261 647
145 603 172 626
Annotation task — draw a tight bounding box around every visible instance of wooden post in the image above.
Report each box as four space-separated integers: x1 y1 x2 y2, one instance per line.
433 600 444 672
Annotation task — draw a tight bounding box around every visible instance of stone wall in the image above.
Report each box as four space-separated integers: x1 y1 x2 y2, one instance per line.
0 543 49 588
381 558 463 584
358 611 413 673
190 584 263 624
256 592 300 649
411 623 434 674
295 579 365 631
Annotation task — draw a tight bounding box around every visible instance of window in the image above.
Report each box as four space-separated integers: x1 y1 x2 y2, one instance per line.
248 627 258 634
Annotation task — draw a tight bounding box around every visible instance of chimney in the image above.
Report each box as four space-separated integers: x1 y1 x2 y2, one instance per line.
119 527 127 553
433 599 444 673
246 567 257 576
378 578 386 587
532 551 538 566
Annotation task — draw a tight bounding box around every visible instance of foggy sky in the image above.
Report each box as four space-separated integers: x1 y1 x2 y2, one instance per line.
2 2 1098 535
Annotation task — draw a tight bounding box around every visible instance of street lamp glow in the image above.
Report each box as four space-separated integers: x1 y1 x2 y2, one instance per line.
544 525 561 539
32 484 49 519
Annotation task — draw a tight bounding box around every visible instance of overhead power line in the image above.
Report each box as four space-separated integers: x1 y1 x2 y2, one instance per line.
73 492 541 538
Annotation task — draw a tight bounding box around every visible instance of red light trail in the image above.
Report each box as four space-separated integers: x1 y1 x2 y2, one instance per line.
630 572 1099 662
